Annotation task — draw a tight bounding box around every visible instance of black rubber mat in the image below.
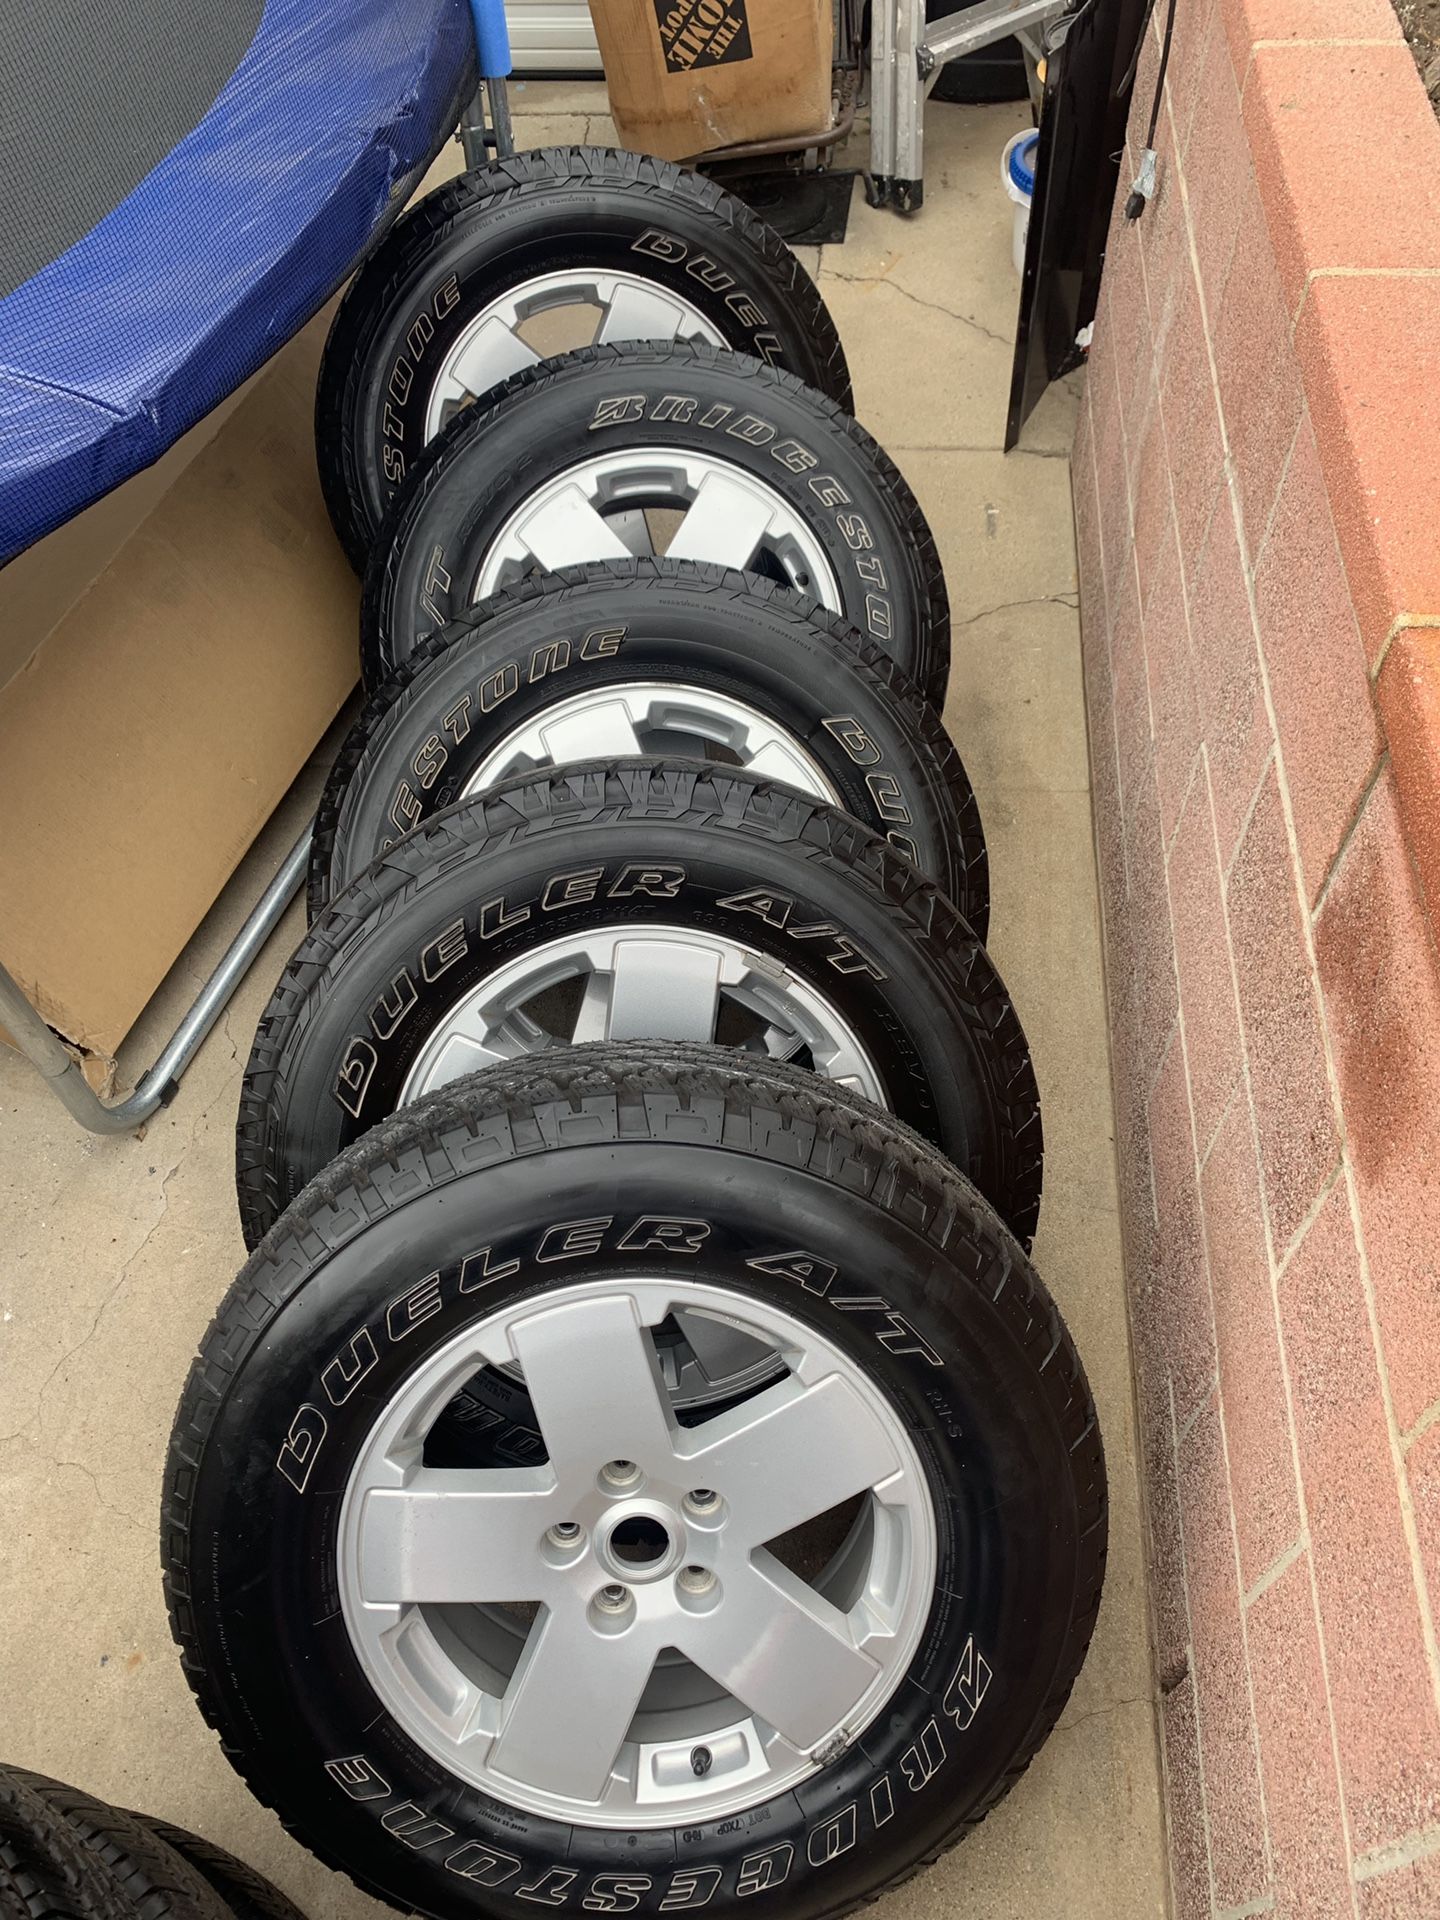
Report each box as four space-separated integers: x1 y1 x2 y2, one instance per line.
0 0 265 299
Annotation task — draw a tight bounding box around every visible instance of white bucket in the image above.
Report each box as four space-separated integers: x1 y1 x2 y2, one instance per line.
1001 129 1040 277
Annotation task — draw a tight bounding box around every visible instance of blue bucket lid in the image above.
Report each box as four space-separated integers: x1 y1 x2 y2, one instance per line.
1008 131 1039 197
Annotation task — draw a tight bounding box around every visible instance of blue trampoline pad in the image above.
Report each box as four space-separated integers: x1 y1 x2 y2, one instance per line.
0 0 475 564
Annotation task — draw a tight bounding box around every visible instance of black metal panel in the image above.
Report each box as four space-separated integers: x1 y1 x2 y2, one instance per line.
1004 0 1150 446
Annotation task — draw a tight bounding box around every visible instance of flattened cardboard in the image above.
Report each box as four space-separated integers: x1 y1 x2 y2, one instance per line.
0 313 357 1081
589 0 833 160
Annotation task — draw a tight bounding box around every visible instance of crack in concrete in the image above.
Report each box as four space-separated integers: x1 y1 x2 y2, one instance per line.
1053 1692 1155 1736
51 1454 149 1535
0 1141 192 1447
954 593 1080 628
821 268 1012 347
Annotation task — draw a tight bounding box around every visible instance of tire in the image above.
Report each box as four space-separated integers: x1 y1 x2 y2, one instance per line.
236 761 1041 1252
173 1047 1105 1920
360 343 950 705
0 1772 129 1920
9 1777 229 1920
311 559 987 932
316 149 852 573
131 1820 306 1920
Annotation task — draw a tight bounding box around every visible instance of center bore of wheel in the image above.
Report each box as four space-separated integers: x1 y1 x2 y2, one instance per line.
595 1500 684 1583
610 1515 670 1566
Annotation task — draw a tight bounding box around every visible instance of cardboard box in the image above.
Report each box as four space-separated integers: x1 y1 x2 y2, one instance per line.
589 0 834 160
0 313 358 1090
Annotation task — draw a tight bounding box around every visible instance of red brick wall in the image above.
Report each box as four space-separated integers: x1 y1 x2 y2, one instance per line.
1071 0 1440 1910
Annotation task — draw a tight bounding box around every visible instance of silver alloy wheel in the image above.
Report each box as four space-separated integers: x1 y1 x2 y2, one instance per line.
422 269 726 443
397 925 887 1414
458 682 842 802
337 1277 937 1826
472 449 842 606
398 925 886 1108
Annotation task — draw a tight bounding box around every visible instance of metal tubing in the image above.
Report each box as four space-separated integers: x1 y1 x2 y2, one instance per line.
487 75 515 159
924 0 1064 64
459 85 490 169
0 825 311 1135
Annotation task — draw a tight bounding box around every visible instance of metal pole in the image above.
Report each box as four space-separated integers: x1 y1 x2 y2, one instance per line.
0 824 310 1135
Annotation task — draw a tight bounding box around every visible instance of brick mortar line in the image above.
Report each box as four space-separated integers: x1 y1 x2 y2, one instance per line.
1163 744 1205 866
1308 266 1440 281
1402 1396 1440 1457
1219 746 1278 899
1307 754 1390 925
1372 613 1440 687
1273 1158 1348 1279
1243 1532 1309 1612
1217 1896 1276 1920
1159 126 1365 1909
1199 1077 1245 1178
1176 1367 1222 1449
1251 35 1402 43
1246 413 1306 592
1351 1820 1440 1881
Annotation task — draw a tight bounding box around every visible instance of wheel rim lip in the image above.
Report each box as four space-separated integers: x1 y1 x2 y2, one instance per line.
397 922 888 1112
472 448 843 608
421 269 727 444
457 680 842 805
335 1275 938 1827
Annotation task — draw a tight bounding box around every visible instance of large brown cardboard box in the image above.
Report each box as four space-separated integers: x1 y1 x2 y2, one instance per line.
589 0 833 160
0 313 358 1092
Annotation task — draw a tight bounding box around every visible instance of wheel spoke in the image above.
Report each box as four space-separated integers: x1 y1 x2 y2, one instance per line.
490 1604 656 1801
594 281 691 347
568 969 616 1045
681 1374 903 1547
417 1019 539 1090
509 1294 676 1472
606 938 723 1043
677 1557 879 1748
538 698 644 763
512 484 636 571
442 316 543 408
664 469 777 571
356 1467 554 1605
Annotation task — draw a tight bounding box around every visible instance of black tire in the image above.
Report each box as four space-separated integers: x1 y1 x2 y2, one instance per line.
316 149 852 572
131 1820 306 1920
360 343 950 705
0 1772 129 1920
9 1777 229 1920
312 559 987 931
237 760 1041 1251
174 1046 1105 1920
